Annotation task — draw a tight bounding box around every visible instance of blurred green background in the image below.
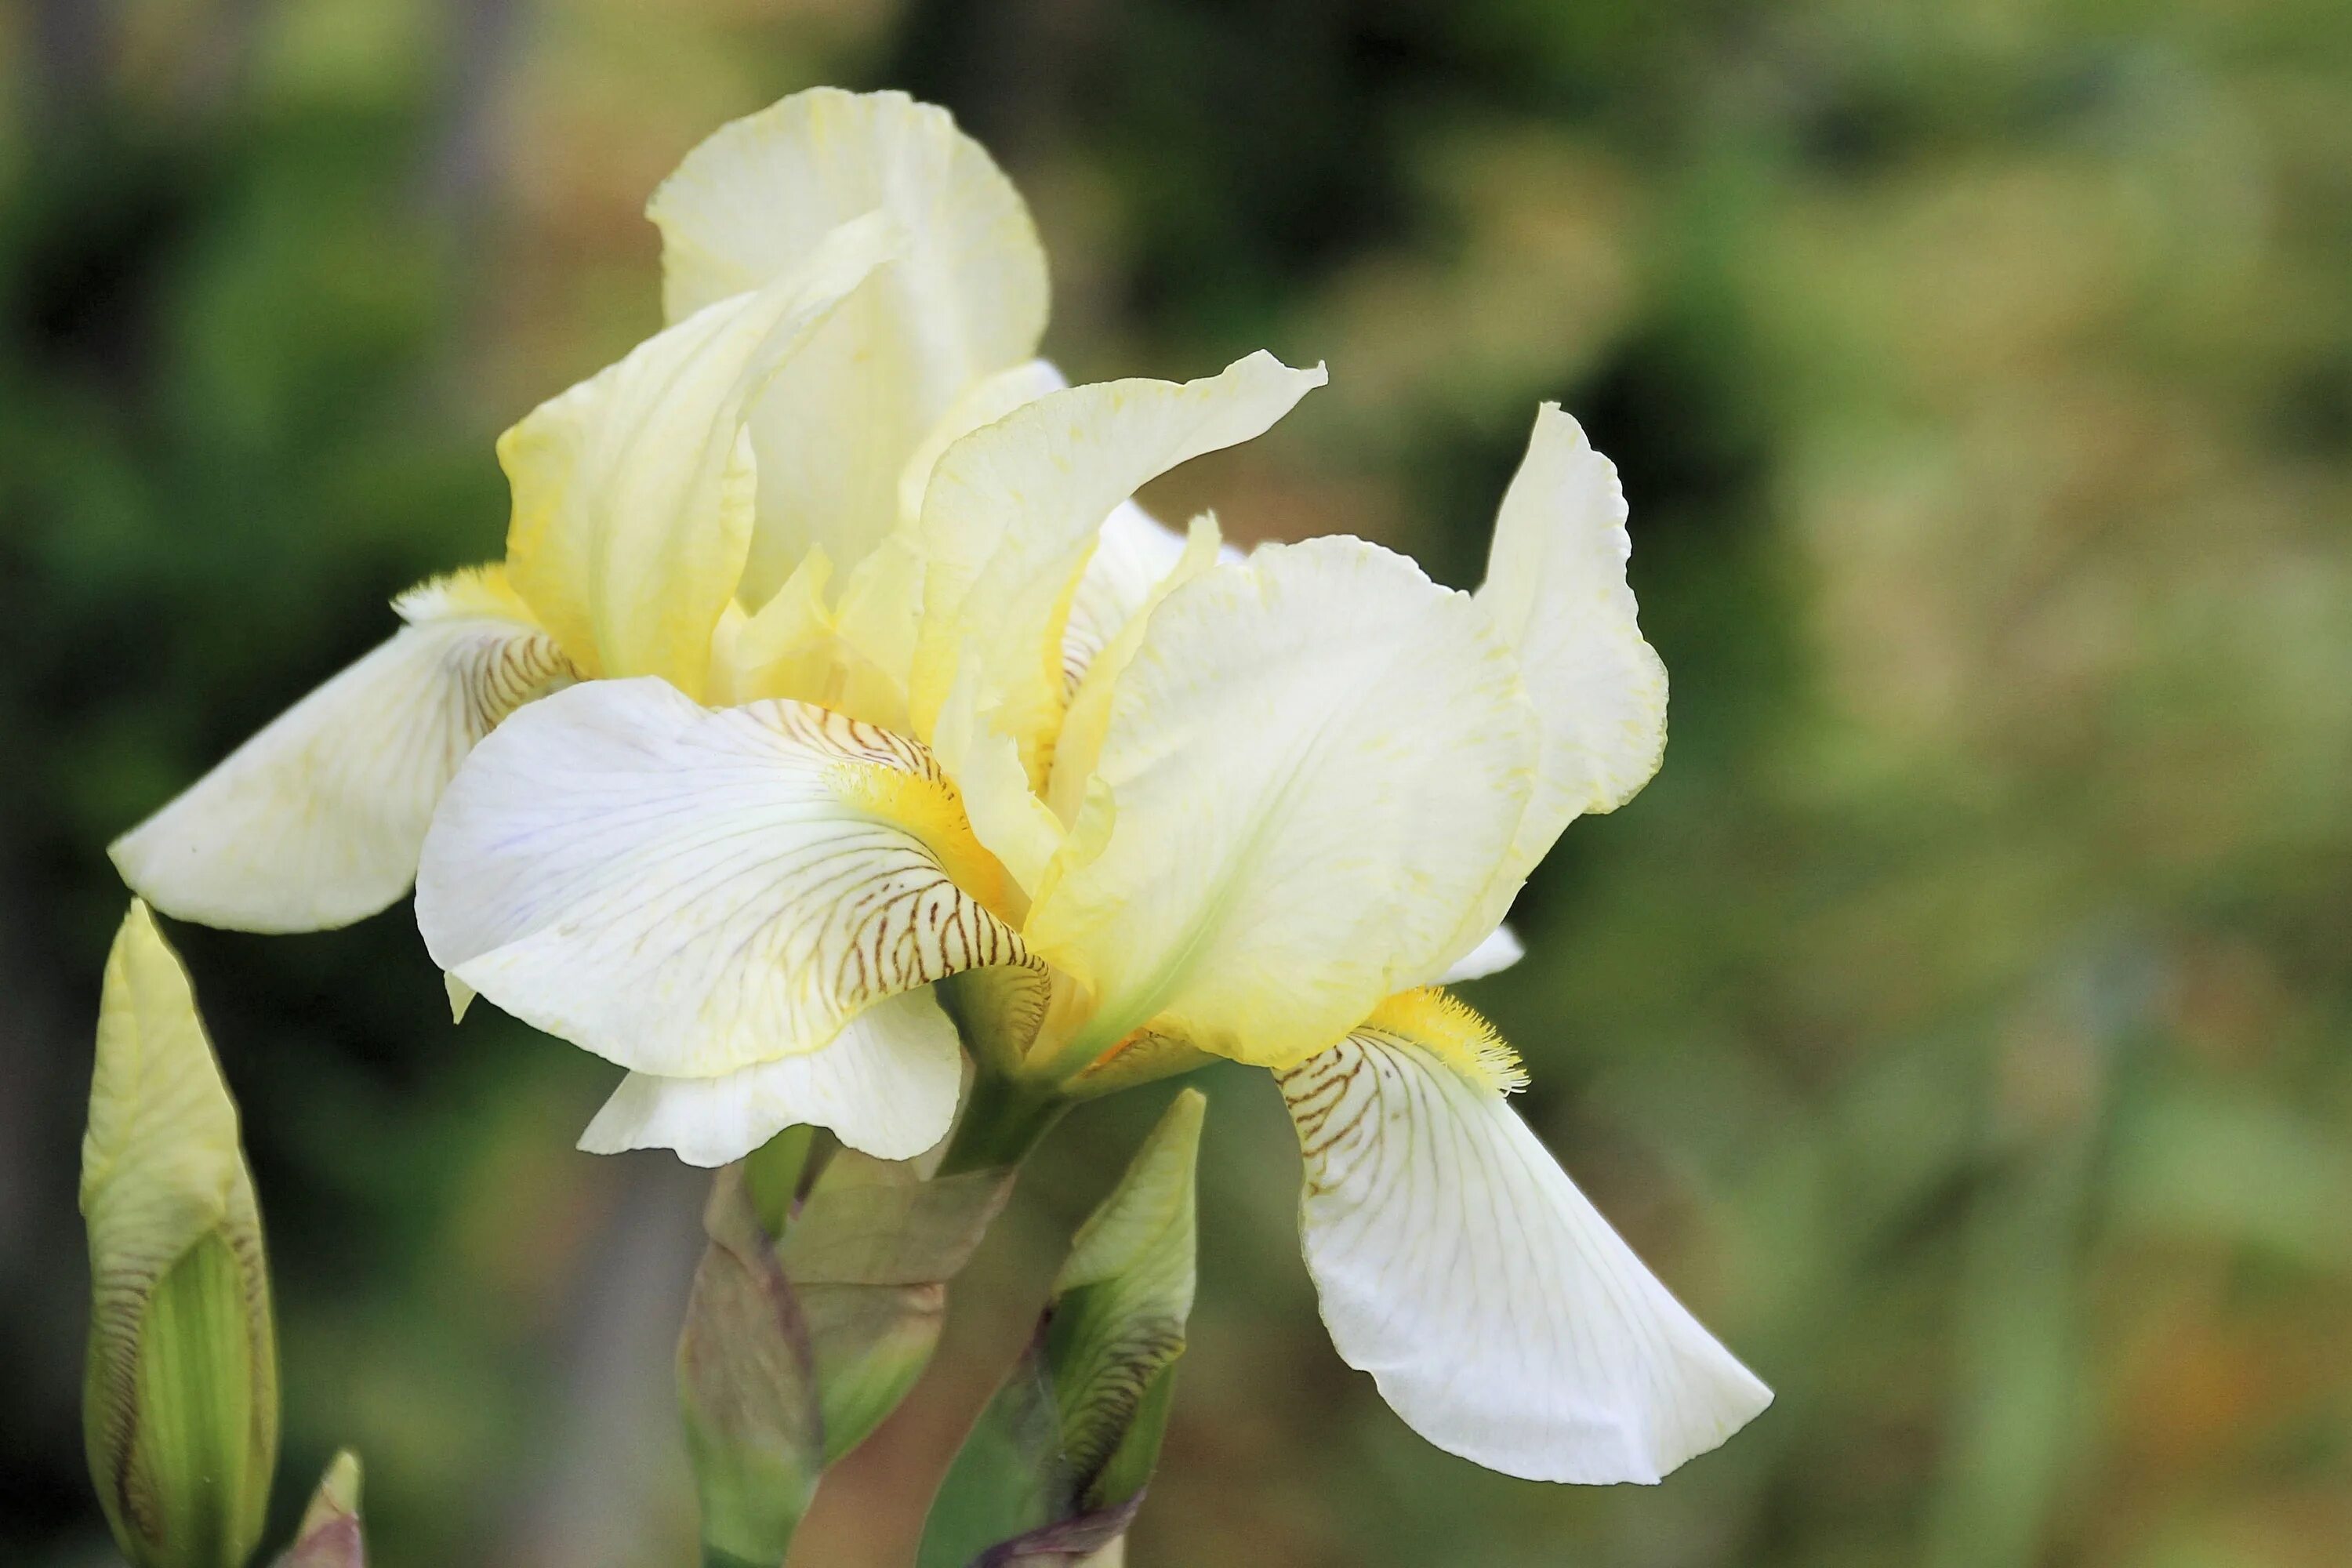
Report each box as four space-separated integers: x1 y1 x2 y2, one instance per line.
6 0 2350 1563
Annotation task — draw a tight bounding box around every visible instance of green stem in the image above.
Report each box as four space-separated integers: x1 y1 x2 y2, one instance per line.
742 1123 819 1237
935 1071 1068 1176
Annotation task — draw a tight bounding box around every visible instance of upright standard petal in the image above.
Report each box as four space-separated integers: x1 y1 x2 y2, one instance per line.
895 358 1068 528
110 568 572 933
891 356 1218 699
1047 514 1225 827
896 355 1232 712
1058 501 1208 697
909 352 1327 779
416 678 1033 1078
1278 992 1771 1484
499 212 900 696
578 988 964 1167
652 89 1049 599
1022 538 1539 1072
1475 405 1668 880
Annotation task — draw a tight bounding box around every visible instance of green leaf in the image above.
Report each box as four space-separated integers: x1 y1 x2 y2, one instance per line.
741 1124 818 1240
271 1452 365 1568
679 1141 1020 1566
920 1088 1203 1568
1924 1105 2102 1568
82 901 278 1568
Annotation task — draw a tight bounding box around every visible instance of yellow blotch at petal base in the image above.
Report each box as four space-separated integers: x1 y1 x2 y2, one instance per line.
391 563 539 625
416 677 1038 1079
1356 989 1528 1096
823 757 1013 924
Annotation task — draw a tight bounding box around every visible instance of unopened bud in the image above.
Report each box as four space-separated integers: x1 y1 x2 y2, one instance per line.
920 1088 1204 1565
81 902 278 1568
273 1451 365 1568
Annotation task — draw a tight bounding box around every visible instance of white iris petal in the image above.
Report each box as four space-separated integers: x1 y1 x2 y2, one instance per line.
1281 1026 1771 1484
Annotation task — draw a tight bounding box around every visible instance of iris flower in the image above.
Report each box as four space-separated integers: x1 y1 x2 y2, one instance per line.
412 353 1769 1479
111 89 1162 933
111 87 1770 1483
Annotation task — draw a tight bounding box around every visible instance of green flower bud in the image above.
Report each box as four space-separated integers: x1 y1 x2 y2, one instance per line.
272 1452 365 1568
82 902 278 1568
920 1088 1204 1567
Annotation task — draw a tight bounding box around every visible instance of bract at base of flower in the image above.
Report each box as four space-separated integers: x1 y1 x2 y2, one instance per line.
918 1090 1203 1566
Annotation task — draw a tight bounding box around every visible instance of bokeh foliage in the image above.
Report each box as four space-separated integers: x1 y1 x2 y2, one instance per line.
4 0 2349 1563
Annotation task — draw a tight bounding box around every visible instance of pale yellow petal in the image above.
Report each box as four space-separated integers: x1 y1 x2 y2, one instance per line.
83 901 254 1279
1438 923 1526 984
1058 500 1231 698
1476 404 1668 870
110 569 570 933
1046 513 1223 826
499 212 899 695
908 352 1327 779
711 546 917 731
1022 537 1539 1072
891 361 1220 713
651 89 1048 599
832 532 927 703
415 678 1031 1077
730 547 836 674
1279 1000 1770 1483
895 358 1067 528
717 546 837 701
578 988 962 1166
928 662 1066 897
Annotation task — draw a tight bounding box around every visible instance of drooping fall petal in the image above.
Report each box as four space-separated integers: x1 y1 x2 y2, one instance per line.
1277 993 1770 1484
416 677 1033 1078
110 568 570 934
578 988 964 1166
652 88 1049 600
1023 537 1540 1071
499 212 899 696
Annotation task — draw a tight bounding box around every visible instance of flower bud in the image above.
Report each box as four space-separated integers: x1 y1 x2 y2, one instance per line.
273 1452 365 1568
920 1088 1204 1565
81 902 278 1568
